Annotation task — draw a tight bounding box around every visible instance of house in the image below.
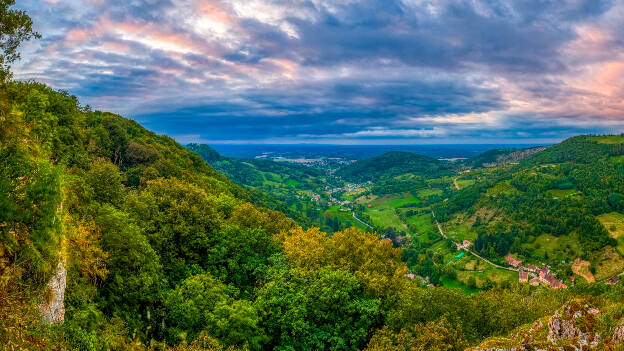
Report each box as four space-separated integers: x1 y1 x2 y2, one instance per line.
529 277 541 286
405 273 416 280
538 266 550 279
525 265 539 273
607 275 620 285
456 240 473 250
519 271 529 283
543 272 555 285
506 255 522 267
550 279 567 289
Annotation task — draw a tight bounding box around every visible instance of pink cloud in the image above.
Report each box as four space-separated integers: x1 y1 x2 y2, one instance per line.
195 0 235 24
65 28 91 43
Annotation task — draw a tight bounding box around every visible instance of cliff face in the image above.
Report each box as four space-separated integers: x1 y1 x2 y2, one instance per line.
469 299 624 351
38 262 66 324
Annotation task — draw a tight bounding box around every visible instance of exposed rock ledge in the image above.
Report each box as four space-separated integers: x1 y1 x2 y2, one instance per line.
469 300 603 351
38 262 66 324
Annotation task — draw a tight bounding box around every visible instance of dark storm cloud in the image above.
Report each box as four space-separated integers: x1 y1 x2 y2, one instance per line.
12 0 624 143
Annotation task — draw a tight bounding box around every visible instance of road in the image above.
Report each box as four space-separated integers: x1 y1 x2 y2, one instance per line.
352 211 373 230
453 178 461 190
432 210 518 272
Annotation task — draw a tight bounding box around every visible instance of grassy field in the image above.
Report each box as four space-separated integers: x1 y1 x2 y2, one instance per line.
598 212 624 238
486 181 516 195
455 179 475 189
383 196 421 207
324 205 368 231
593 246 624 281
456 265 517 289
406 213 435 236
357 193 424 230
444 222 477 242
598 212 624 256
588 135 624 144
441 277 479 294
417 188 443 198
341 188 366 201
546 189 579 198
365 207 405 229
285 179 300 187
522 233 582 262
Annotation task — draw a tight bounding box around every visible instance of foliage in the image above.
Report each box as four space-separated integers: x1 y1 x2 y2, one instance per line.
6 7 624 349
336 151 451 182
0 0 40 81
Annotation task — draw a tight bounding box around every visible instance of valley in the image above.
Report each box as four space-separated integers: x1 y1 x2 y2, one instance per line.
6 2 624 348
190 138 624 293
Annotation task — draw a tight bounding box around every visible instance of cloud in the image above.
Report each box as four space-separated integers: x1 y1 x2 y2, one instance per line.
11 0 624 143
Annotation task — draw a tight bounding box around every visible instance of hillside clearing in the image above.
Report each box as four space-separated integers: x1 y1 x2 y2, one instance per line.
572 258 595 283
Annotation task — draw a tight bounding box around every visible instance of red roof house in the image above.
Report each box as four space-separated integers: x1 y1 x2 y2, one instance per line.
519 271 529 282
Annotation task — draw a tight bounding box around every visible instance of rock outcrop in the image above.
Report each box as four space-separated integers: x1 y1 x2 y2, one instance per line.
38 262 66 324
547 301 601 348
469 300 603 351
612 321 624 344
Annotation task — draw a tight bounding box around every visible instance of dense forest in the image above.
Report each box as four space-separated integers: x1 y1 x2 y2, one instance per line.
0 80 594 350
5 3 624 350
336 151 451 182
434 135 624 273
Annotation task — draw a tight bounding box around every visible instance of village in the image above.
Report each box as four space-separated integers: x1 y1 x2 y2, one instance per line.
295 183 368 206
456 239 568 289
505 255 568 289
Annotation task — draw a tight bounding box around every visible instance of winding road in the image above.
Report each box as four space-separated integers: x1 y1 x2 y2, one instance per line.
453 178 461 190
432 210 518 272
352 211 373 230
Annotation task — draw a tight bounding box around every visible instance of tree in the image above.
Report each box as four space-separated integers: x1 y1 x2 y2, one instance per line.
0 117 61 287
124 177 223 282
0 0 40 81
95 205 164 335
282 227 406 296
86 159 124 206
165 273 263 350
255 267 381 350
210 225 280 298
365 318 466 351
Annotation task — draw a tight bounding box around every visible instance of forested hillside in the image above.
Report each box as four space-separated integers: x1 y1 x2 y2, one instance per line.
466 146 547 168
185 143 325 228
186 143 349 231
435 135 624 282
0 80 564 350
336 151 451 182
6 4 624 350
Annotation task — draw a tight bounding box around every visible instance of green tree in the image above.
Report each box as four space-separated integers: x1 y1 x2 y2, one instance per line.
124 178 222 281
255 267 381 350
165 273 263 350
86 159 124 206
95 205 164 335
0 0 40 81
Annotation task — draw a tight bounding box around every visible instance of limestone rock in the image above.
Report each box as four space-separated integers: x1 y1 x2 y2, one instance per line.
38 262 66 324
612 322 624 344
470 300 602 351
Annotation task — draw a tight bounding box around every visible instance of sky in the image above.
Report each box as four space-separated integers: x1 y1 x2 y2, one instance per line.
12 0 624 144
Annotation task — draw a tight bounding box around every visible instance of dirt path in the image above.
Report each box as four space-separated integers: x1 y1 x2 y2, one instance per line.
453 178 461 190
432 211 517 272
572 258 595 283
352 212 373 230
